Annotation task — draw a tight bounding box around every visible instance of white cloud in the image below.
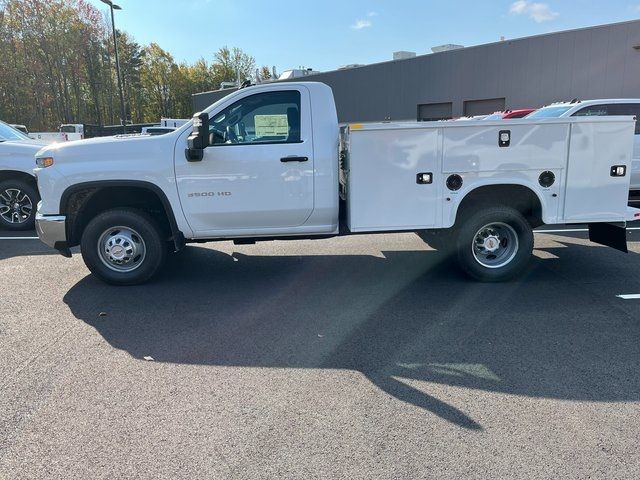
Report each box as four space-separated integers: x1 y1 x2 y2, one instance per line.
351 11 378 30
351 18 372 30
510 1 558 22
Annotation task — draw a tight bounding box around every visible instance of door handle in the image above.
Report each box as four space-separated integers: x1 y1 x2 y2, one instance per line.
280 156 308 163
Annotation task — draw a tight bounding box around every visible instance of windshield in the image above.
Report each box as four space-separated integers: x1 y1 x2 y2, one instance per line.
0 121 30 142
483 113 504 121
525 106 573 119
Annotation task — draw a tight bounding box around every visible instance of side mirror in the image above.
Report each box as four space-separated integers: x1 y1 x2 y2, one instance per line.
186 111 209 162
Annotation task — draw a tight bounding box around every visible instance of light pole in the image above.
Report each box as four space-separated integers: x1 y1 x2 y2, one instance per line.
101 0 127 134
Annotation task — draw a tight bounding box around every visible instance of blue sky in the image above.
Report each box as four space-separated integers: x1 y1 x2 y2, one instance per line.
87 0 640 73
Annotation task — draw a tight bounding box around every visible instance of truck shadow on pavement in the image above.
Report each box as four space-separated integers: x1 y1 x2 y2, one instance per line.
0 231 60 261
63 243 640 431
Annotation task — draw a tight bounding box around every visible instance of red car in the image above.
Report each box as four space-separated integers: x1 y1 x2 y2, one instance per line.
483 109 536 120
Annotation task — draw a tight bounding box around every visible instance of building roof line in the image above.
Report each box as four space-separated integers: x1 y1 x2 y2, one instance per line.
192 18 640 97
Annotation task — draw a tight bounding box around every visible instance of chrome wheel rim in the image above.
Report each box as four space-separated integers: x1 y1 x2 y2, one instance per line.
97 226 147 273
472 222 519 269
0 188 33 224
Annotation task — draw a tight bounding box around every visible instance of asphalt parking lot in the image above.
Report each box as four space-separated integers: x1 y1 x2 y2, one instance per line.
1 227 640 479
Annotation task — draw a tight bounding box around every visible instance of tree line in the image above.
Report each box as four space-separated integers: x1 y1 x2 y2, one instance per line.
0 0 271 130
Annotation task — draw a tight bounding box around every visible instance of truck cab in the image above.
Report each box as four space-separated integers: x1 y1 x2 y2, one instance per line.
178 83 339 237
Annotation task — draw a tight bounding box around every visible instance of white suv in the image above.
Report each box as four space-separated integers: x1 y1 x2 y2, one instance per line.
526 99 640 198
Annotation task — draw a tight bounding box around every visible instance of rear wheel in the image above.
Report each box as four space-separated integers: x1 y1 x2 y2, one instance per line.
455 206 533 282
0 179 39 231
80 209 167 285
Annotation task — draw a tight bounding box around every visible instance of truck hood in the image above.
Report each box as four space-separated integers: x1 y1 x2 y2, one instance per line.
36 133 178 161
0 139 47 174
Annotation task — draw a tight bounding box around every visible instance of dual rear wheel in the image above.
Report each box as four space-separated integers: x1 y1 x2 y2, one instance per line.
425 206 534 282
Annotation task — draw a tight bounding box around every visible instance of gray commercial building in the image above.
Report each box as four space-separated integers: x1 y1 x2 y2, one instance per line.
193 20 640 123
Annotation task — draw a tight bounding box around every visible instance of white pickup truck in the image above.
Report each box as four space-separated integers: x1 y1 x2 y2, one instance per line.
34 82 639 285
29 126 83 145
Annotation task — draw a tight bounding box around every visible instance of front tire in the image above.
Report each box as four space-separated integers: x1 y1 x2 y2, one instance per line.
0 179 39 231
455 206 533 282
80 209 167 285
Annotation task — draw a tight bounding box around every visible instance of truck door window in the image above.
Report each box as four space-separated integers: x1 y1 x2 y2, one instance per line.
209 90 301 145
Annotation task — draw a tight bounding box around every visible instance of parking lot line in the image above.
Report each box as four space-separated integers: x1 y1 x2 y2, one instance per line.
0 237 39 240
536 227 640 234
617 294 640 300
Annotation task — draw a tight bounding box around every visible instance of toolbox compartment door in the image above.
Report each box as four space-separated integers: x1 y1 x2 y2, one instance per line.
346 126 441 232
563 119 635 223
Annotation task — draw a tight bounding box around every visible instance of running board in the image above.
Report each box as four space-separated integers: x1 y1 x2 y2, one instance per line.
588 222 628 253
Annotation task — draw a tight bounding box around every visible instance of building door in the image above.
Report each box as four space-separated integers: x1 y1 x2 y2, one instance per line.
463 98 506 117
418 102 453 121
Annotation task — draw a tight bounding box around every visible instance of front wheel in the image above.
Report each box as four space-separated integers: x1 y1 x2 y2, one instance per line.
80 209 167 285
0 179 39 231
455 206 533 282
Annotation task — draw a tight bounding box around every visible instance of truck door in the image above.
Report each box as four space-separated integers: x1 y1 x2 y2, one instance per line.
175 88 314 234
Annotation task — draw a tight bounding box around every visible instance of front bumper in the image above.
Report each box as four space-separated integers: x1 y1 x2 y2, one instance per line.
35 211 71 257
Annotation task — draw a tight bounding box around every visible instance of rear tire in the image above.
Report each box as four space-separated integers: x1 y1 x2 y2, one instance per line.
80 209 167 285
0 179 39 231
455 206 533 282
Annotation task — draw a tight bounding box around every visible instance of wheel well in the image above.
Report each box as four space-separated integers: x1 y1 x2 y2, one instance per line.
0 170 37 189
456 184 543 228
62 185 180 247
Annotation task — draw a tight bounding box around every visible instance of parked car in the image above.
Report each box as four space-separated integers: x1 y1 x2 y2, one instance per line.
483 109 536 120
453 115 489 121
34 82 638 285
525 99 640 199
0 121 43 230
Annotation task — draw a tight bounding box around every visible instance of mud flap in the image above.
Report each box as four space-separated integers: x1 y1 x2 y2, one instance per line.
588 222 628 253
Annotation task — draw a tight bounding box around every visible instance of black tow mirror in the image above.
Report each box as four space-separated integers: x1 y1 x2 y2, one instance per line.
186 111 209 162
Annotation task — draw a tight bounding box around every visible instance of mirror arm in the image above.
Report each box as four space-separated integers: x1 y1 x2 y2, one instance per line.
185 148 204 162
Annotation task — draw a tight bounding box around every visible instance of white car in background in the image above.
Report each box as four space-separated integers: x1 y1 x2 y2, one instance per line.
526 99 640 199
0 121 43 230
